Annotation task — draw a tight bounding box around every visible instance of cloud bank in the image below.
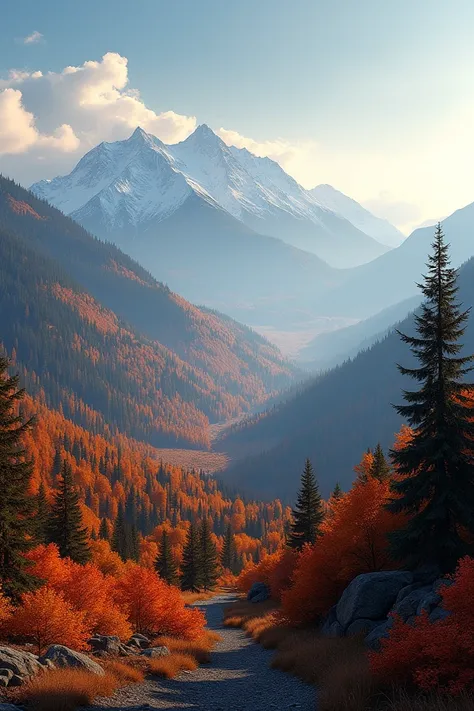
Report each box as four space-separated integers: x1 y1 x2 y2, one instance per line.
0 52 196 182
22 31 44 45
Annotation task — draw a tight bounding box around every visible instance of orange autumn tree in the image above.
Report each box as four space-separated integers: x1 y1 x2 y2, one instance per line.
370 556 474 695
9 586 90 655
26 544 131 639
115 563 205 639
282 473 405 624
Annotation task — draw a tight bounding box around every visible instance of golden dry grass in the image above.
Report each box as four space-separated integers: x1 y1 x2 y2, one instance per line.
18 669 119 711
223 599 277 629
146 652 198 678
153 630 221 665
181 589 218 604
101 659 145 684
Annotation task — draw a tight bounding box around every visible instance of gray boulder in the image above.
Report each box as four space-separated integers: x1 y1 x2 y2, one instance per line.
0 646 43 680
364 618 394 651
0 669 13 687
88 635 122 655
392 586 432 622
40 645 105 676
429 607 450 624
336 571 413 630
140 646 170 658
247 581 270 603
417 590 441 616
127 633 150 650
346 618 384 637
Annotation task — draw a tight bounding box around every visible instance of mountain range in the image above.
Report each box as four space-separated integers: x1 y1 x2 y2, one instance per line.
29 126 404 328
0 175 298 452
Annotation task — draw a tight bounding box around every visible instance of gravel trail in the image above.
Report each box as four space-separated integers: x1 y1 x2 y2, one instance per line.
90 593 316 711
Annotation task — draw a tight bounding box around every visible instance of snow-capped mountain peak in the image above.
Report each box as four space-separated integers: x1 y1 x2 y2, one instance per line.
30 124 397 268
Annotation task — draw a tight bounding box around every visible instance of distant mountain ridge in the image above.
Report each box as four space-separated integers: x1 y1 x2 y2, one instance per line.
0 175 299 451
30 124 391 270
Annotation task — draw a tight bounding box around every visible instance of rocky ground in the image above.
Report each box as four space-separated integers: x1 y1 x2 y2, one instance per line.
88 593 316 711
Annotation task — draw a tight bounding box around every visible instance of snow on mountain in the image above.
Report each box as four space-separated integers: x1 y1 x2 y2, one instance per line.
309 184 405 248
31 125 393 268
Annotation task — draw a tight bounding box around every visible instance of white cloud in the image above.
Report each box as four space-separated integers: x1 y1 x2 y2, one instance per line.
22 31 44 45
0 52 196 177
0 87 79 156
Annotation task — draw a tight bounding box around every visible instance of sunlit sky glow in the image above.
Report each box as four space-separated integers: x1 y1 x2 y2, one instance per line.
1 0 474 233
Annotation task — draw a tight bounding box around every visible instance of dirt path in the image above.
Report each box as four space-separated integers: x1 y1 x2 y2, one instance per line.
91 593 316 710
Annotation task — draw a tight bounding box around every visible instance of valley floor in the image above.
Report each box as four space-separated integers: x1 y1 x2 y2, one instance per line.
88 593 315 711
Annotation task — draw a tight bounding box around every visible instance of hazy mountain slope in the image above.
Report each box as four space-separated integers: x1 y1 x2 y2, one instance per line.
217 256 474 501
321 202 474 319
299 294 421 370
0 176 298 422
31 125 389 270
310 184 405 248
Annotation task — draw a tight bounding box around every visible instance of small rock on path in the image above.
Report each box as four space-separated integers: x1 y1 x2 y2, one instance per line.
89 593 316 710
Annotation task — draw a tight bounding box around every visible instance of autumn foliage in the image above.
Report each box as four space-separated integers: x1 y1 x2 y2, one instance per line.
237 548 297 602
115 563 205 638
370 556 474 695
280 476 404 624
9 586 90 655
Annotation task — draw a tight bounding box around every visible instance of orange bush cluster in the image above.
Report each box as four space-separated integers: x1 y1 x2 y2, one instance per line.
3 543 205 654
370 556 474 695
237 549 297 602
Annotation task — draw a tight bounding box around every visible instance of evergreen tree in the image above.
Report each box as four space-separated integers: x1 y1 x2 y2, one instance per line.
34 481 50 545
111 505 128 560
98 517 109 541
370 443 391 481
388 225 474 573
181 522 202 591
221 524 238 573
48 460 91 563
129 523 140 562
331 482 343 501
289 458 324 550
155 530 178 585
200 518 219 590
0 356 38 599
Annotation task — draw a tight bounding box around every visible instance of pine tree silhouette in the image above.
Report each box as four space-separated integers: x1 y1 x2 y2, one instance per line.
0 355 38 599
289 459 324 550
388 225 474 572
48 460 91 563
155 530 178 585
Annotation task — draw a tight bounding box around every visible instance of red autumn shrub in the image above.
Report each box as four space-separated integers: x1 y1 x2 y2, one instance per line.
9 586 90 655
115 563 205 639
282 476 404 624
370 556 474 695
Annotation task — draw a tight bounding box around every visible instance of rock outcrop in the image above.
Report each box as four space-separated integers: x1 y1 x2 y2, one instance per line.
40 645 105 675
320 569 450 650
247 581 270 603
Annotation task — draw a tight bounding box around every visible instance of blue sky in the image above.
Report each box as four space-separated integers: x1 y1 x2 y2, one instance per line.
1 0 474 231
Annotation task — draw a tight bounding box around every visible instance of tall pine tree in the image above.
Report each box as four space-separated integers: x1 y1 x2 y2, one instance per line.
181 522 202 592
289 458 324 550
0 356 38 600
155 530 178 585
370 444 391 481
34 480 50 545
200 518 219 590
98 517 110 541
388 225 474 573
221 524 238 573
48 460 91 563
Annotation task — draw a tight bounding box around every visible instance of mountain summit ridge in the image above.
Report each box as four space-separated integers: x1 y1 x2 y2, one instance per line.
31 124 393 269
